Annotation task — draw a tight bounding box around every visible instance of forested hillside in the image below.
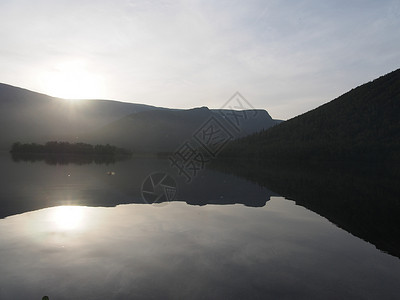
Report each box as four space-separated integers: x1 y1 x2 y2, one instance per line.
223 69 400 162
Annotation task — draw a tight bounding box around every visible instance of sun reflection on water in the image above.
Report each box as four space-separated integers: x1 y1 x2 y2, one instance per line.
51 206 84 231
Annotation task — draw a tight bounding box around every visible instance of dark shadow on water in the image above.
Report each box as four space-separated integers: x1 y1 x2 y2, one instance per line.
0 154 277 220
212 158 400 259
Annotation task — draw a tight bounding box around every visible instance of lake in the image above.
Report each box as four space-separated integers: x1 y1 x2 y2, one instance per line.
0 154 399 299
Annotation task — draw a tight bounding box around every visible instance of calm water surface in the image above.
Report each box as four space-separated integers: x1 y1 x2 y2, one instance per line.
0 154 399 299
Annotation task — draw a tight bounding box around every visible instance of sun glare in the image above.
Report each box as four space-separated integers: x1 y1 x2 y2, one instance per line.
51 206 84 231
41 60 104 100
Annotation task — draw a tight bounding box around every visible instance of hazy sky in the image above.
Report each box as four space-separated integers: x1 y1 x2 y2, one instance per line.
1 0 399 119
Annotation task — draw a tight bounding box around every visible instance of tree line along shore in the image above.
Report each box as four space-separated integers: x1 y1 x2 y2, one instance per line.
10 141 132 156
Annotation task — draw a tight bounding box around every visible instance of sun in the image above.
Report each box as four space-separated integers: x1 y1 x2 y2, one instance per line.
41 60 104 100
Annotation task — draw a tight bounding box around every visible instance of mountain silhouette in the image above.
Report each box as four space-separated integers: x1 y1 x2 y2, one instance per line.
0 83 160 150
88 107 280 152
222 68 400 162
0 83 280 152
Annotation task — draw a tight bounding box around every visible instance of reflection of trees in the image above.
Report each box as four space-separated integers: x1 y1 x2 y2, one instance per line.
213 158 400 259
11 153 130 165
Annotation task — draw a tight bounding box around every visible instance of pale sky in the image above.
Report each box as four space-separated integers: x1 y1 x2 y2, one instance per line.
1 0 399 120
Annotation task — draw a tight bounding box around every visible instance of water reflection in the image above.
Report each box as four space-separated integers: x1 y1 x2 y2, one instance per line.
213 158 400 259
0 154 277 219
51 206 85 231
1 154 400 299
1 153 400 260
0 200 400 299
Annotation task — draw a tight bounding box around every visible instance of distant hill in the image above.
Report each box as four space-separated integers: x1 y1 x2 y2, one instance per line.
0 83 280 152
87 107 280 152
0 83 159 150
222 68 400 162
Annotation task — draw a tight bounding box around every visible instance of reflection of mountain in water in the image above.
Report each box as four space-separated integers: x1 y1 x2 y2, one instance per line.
213 158 400 259
0 155 278 220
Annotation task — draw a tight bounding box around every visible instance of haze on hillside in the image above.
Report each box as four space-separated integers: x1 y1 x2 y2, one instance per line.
0 83 281 151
